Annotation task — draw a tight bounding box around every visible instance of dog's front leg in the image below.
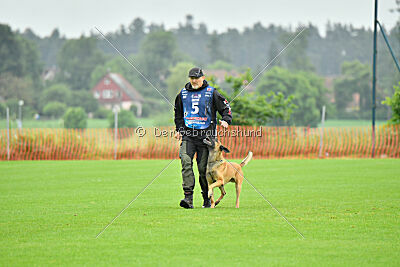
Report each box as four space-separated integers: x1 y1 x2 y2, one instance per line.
208 179 224 199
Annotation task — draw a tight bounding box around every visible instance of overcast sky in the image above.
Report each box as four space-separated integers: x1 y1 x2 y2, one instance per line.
0 0 398 38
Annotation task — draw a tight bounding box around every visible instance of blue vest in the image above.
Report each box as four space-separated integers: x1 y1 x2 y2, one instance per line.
181 86 214 129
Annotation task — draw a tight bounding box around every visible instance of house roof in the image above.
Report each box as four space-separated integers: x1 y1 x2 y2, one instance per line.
107 73 144 102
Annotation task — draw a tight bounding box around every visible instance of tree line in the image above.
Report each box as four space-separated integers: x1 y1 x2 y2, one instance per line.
1 10 399 127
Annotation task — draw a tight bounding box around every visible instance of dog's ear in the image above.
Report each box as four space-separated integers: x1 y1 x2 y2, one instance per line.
219 145 230 153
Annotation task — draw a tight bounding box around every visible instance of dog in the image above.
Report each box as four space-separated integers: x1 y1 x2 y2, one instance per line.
203 136 252 208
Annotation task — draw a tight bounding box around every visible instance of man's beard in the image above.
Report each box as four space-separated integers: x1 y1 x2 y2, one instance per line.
191 83 200 89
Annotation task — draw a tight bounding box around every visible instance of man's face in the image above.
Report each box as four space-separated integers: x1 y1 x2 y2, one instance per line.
189 76 205 89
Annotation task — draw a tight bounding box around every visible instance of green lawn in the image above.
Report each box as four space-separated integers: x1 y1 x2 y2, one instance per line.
0 159 399 266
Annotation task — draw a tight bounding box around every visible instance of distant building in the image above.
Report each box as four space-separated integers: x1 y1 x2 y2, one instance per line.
91 72 144 117
41 66 57 81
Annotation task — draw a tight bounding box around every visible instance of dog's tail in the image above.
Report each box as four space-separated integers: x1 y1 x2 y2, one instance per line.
240 151 253 167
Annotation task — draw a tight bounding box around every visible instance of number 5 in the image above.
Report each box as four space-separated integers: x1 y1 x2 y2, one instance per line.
192 102 199 114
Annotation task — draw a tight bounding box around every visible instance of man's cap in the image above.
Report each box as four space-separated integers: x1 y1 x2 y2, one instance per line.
188 67 204 78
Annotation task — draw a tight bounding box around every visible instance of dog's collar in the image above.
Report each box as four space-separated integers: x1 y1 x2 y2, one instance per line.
208 158 224 163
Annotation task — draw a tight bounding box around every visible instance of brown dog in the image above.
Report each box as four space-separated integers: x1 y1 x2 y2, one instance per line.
203 136 253 208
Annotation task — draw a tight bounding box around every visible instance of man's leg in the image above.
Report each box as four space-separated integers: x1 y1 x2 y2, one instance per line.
196 144 210 208
179 140 196 208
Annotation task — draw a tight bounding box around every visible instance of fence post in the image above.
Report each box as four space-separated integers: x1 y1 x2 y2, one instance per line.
319 105 326 158
371 0 378 158
113 106 120 160
6 107 10 161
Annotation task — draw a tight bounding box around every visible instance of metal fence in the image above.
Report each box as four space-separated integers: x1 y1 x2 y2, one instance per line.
0 125 399 160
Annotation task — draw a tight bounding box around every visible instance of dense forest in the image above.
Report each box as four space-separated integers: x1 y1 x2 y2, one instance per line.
21 16 400 78
1 10 400 127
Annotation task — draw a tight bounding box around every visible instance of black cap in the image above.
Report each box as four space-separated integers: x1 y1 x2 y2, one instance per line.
188 67 204 78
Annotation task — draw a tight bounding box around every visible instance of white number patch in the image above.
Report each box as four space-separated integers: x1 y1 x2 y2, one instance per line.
192 101 199 114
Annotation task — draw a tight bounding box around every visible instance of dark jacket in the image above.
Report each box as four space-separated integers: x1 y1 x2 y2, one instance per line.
174 80 232 142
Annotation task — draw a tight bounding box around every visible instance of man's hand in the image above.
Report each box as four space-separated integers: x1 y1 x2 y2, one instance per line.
174 131 182 140
219 120 229 128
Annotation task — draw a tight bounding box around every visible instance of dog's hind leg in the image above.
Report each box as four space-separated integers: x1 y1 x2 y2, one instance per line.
235 176 243 208
215 185 226 206
210 194 215 208
234 169 244 208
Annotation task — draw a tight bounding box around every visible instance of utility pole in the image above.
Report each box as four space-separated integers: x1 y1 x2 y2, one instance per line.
371 0 378 158
18 100 24 129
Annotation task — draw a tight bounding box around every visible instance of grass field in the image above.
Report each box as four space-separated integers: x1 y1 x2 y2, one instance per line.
1 159 399 266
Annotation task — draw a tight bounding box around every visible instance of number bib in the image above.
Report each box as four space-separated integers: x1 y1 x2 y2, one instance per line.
181 86 214 129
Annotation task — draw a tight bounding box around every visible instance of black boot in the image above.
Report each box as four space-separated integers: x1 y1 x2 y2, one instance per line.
202 193 211 208
180 192 193 209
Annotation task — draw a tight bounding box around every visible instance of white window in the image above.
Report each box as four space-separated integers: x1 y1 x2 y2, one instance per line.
94 91 100 99
103 90 113 99
104 79 110 85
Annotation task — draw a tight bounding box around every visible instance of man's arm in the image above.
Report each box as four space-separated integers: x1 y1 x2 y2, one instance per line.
174 93 184 132
213 90 232 125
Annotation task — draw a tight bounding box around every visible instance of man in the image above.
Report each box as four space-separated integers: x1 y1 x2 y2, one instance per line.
174 67 232 209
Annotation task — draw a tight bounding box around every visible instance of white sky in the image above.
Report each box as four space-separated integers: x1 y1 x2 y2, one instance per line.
0 0 398 38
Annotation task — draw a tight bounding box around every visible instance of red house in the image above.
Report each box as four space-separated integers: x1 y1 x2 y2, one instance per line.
91 72 144 117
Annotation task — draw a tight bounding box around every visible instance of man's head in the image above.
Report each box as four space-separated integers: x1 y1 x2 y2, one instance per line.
188 67 205 89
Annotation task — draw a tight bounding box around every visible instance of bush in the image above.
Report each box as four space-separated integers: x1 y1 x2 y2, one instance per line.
93 107 112 119
0 100 37 120
108 110 137 128
382 82 400 125
43 101 67 118
40 83 71 110
22 105 38 120
69 90 99 113
140 99 169 117
64 107 87 129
